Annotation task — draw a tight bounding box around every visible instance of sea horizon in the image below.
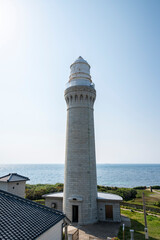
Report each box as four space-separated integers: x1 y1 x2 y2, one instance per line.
1 163 160 165
0 163 160 188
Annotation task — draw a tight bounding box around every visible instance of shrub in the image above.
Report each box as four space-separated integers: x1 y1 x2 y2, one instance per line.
97 185 137 201
116 188 137 201
152 186 160 189
97 185 112 191
26 184 137 201
25 183 64 200
154 201 160 207
133 186 146 190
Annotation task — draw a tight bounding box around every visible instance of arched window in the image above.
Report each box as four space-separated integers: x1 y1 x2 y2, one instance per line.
80 95 83 101
75 95 78 101
66 97 69 103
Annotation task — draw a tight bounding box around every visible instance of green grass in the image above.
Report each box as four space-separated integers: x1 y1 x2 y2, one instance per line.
125 189 160 208
118 209 160 240
121 205 160 217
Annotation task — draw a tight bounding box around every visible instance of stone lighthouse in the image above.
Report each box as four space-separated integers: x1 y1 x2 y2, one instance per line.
63 56 98 225
43 57 123 225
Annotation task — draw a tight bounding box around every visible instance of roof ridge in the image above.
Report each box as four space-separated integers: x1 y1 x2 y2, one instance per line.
0 173 10 179
8 173 13 182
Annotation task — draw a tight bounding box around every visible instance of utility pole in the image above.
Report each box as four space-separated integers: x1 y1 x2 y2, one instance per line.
142 192 149 239
123 223 125 240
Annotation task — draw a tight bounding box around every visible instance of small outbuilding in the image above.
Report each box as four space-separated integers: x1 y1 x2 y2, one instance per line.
0 173 29 198
0 189 66 240
97 192 122 222
43 192 123 223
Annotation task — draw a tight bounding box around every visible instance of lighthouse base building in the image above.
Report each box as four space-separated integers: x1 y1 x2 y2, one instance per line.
44 57 122 225
43 192 122 224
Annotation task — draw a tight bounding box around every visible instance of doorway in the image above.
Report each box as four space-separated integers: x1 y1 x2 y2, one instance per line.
72 205 78 222
105 205 113 220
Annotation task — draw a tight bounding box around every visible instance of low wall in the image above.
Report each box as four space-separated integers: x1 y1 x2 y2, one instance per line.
121 202 160 213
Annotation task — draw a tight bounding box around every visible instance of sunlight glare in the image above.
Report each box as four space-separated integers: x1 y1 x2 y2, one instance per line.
0 0 17 47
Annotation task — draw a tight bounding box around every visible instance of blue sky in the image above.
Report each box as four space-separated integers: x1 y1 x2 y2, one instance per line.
0 0 160 164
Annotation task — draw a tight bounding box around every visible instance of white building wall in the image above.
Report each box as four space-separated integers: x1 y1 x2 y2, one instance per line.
36 220 63 240
113 202 121 222
7 181 26 198
0 182 8 191
97 200 121 222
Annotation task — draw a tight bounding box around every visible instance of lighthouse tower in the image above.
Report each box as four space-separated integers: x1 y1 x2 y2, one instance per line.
43 57 122 225
63 56 97 225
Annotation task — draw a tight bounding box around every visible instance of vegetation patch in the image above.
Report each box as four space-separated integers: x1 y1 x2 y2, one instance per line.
26 183 63 200
133 186 147 190
26 184 160 212
151 186 160 189
119 209 160 240
124 189 160 210
154 201 160 208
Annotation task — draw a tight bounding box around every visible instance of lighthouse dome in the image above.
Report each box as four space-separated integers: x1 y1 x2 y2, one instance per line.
66 56 94 89
69 56 91 82
72 56 89 65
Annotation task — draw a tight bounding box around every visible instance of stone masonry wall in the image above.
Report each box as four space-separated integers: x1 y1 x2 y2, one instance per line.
0 182 8 191
45 198 63 212
63 85 98 225
5 181 26 198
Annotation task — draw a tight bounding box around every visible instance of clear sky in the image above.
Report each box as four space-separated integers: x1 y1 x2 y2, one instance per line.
0 0 160 164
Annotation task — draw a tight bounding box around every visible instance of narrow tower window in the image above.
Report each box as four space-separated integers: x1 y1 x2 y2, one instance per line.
75 95 78 101
66 97 69 104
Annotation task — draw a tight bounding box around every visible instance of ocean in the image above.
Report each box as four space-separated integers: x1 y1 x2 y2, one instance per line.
0 164 160 188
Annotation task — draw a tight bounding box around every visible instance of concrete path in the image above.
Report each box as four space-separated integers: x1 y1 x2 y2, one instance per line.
153 190 160 195
68 221 121 240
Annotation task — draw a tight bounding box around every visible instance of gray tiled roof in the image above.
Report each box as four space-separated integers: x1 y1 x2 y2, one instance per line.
0 190 65 240
0 173 30 182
